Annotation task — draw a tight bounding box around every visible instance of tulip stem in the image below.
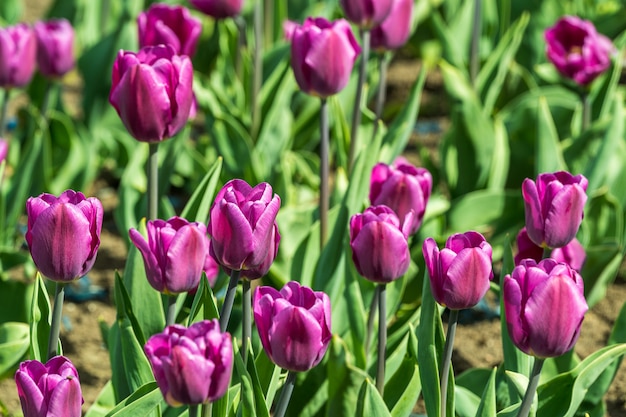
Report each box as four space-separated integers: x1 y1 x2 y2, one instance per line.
147 142 159 220
319 98 329 249
348 29 370 175
581 91 591 132
516 358 545 417
219 269 240 331
440 309 459 417
372 52 390 142
234 17 246 80
251 0 263 141
470 0 481 83
47 283 65 360
202 402 212 417
0 89 9 137
188 404 199 417
242 279 251 363
365 291 379 359
376 284 387 395
542 247 551 260
166 295 177 326
274 371 297 417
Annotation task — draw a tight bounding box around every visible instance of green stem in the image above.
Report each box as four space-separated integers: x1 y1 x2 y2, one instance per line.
365 292 379 359
440 309 459 417
348 29 370 174
516 358 545 417
242 279 251 363
47 283 65 360
274 371 297 417
202 402 212 417
166 295 177 326
376 284 387 395
319 98 329 249
581 92 591 132
147 142 159 220
41 81 54 190
219 269 241 331
251 0 263 141
470 0 481 83
189 404 199 417
371 53 389 142
234 17 246 81
0 89 10 137
542 247 551 260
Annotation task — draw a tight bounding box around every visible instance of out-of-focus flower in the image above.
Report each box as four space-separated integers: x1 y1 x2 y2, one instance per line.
423 231 493 310
370 0 414 51
283 20 298 41
144 319 233 406
504 258 588 357
26 190 103 282
109 45 193 142
138 3 202 57
34 19 74 78
515 227 586 272
522 171 587 249
340 0 393 29
545 16 615 86
15 356 83 417
0 23 37 88
290 17 361 98
189 0 243 19
0 138 8 163
254 281 331 372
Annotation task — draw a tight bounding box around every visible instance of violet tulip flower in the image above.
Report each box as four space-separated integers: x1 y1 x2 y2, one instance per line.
254 281 332 372
208 179 281 279
138 3 202 57
290 17 361 98
189 0 243 19
109 44 193 142
515 227 586 272
129 217 209 294
369 158 432 235
370 0 414 51
26 190 103 282
423 231 493 310
350 205 411 283
0 23 37 88
34 19 75 78
522 171 588 249
144 319 233 406
504 258 588 357
545 16 615 86
15 356 83 417
340 0 393 29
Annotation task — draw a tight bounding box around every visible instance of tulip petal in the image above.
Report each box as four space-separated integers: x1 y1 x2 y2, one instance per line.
442 248 492 309
522 178 545 247
210 200 255 270
47 377 83 417
503 275 528 353
164 225 206 293
543 184 586 248
15 367 47 416
130 228 165 292
351 220 409 282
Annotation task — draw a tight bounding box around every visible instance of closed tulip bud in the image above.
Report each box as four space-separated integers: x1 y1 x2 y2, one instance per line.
545 16 615 86
522 171 587 249
189 0 244 19
15 356 83 417
515 227 586 272
138 4 202 57
340 0 393 29
350 205 411 283
129 217 209 294
0 23 37 88
423 231 493 310
109 45 193 142
34 19 75 78
254 281 332 372
290 17 361 98
370 0 414 51
369 158 432 235
144 320 233 406
26 190 103 282
504 258 588 357
208 179 281 278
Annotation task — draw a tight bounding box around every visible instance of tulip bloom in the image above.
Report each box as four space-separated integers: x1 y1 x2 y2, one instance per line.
369 158 432 235
254 281 332 372
109 45 193 142
545 16 615 86
290 17 361 98
0 23 37 88
370 0 414 51
189 0 243 19
208 179 281 279
522 171 588 249
423 231 493 310
504 258 588 357
515 227 586 272
0 138 8 163
138 3 202 57
144 320 233 406
340 0 393 29
26 190 103 282
350 205 411 283
34 19 75 78
15 356 83 417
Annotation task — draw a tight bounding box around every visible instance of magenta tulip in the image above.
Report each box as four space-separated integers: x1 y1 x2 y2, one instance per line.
370 0 414 51
515 227 586 272
0 23 37 88
34 19 75 78
189 0 244 19
138 3 202 57
340 0 393 29
0 138 8 163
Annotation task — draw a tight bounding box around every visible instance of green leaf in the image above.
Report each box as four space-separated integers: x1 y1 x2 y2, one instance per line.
475 368 497 417
0 322 29 377
356 379 392 417
233 343 270 417
327 335 370 416
118 315 155 396
536 96 567 174
187 274 220 326
386 329 422 417
104 382 162 417
85 381 116 417
29 274 53 362
180 157 223 224
454 386 480 417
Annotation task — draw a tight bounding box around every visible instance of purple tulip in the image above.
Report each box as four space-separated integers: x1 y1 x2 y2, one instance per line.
208 179 281 279
0 23 37 88
26 190 103 282
189 0 244 19
15 356 83 417
144 319 233 406
34 19 75 78
369 158 432 235
290 17 361 98
370 0 414 51
515 227 586 272
350 205 410 283
0 138 8 163
109 45 193 142
129 217 209 294
138 3 202 57
340 0 393 29
504 258 588 357
545 16 615 86
254 281 331 372
423 231 493 310
522 171 588 249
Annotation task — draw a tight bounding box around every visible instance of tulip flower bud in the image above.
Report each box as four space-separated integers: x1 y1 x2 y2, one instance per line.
504 258 588 358
350 205 411 283
290 17 361 98
26 190 103 282
423 231 494 310
254 281 332 372
208 179 281 279
138 3 202 57
369 158 432 235
189 0 244 19
522 171 588 249
340 0 393 29
129 217 209 294
34 19 75 78
109 45 193 142
144 319 233 406
515 227 586 272
0 23 37 88
370 0 414 51
15 356 83 417
545 16 615 86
